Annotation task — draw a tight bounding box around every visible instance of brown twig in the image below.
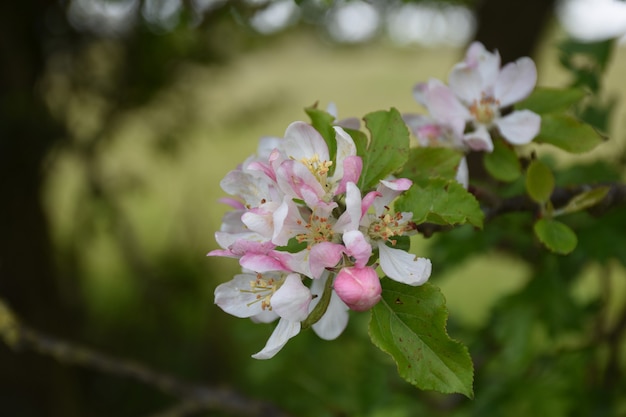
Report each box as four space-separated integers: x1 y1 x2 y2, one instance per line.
0 299 295 417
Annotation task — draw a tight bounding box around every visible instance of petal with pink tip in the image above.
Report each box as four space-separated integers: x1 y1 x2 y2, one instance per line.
335 155 362 196
309 242 345 278
343 230 372 267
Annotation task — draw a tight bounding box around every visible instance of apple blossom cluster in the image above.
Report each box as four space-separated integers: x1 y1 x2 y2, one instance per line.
403 41 541 186
208 121 431 359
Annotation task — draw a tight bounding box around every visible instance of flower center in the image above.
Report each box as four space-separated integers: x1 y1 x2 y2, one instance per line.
243 274 282 311
296 212 336 248
300 154 333 190
469 95 500 125
368 212 411 242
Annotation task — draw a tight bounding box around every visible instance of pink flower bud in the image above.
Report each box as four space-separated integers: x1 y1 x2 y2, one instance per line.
333 266 382 312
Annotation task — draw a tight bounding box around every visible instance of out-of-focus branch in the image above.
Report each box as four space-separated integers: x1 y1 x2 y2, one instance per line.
0 299 295 417
416 182 626 237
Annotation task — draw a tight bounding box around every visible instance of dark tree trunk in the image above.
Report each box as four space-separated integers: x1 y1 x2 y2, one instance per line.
473 0 557 64
0 1 82 416
467 0 557 181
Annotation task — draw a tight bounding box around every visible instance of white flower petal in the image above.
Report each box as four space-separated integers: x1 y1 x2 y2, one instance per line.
377 241 431 286
464 41 501 92
495 110 541 145
214 274 264 318
334 126 357 170
241 202 280 238
283 121 329 162
495 57 537 107
251 318 301 359
271 274 311 321
455 156 469 189
448 65 484 104
425 83 471 127
463 125 494 152
335 182 362 233
251 310 279 323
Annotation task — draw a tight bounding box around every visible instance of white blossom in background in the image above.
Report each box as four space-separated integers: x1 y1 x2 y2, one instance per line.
403 41 541 188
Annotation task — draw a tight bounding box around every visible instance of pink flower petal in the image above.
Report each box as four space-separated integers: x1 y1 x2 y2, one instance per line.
309 242 345 278
240 253 289 273
333 266 382 311
335 155 362 196
342 230 372 267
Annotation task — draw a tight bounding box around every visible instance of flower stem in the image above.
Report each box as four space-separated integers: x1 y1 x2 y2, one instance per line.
301 273 335 330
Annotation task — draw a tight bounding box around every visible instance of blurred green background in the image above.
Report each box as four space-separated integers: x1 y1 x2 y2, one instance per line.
2 1 626 416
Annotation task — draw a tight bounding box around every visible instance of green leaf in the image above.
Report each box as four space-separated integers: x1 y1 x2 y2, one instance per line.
516 87 586 114
525 159 554 204
533 218 578 255
399 147 463 187
534 114 605 153
484 138 521 182
556 186 609 216
305 105 337 165
369 280 474 397
358 108 410 191
395 178 483 228
275 237 308 253
344 127 369 159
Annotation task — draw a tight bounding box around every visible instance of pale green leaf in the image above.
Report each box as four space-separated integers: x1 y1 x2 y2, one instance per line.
534 218 578 255
369 280 474 397
358 108 410 191
525 160 554 204
395 178 483 228
399 147 463 187
516 87 586 114
534 114 605 153
305 105 337 164
557 186 610 215
484 138 521 182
